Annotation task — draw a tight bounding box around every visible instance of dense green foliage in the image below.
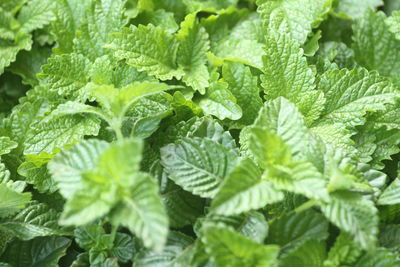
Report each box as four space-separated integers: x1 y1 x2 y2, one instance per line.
1 0 400 266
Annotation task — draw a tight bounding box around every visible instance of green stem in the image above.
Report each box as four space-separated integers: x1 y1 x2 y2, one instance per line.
294 200 316 213
110 224 118 243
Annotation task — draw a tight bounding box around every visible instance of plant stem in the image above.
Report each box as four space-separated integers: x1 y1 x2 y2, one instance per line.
294 200 316 213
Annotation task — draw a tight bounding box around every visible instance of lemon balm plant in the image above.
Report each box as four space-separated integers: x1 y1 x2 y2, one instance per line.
1 0 400 266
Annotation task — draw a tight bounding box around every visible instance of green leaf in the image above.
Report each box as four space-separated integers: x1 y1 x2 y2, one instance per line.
17 0 55 33
195 211 269 243
110 173 168 252
39 53 92 99
8 45 51 86
133 232 194 267
51 0 92 53
0 7 18 40
0 34 32 74
324 232 362 267
107 24 184 80
222 61 263 127
261 32 325 125
24 114 101 155
152 161 205 228
336 0 382 20
177 13 210 94
132 9 179 33
280 239 326 267
48 139 109 199
386 10 400 40
353 248 400 267
353 10 400 84
249 97 325 169
256 0 333 44
73 0 127 61
0 136 17 156
199 75 242 121
378 178 400 205
319 191 378 250
0 183 31 218
201 226 279 267
379 224 400 253
0 202 67 240
161 137 239 198
0 236 71 267
316 68 398 128
266 210 328 252
211 158 284 215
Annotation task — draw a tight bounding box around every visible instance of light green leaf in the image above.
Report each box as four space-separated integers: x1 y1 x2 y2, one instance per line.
0 184 31 218
17 0 55 33
24 114 101 155
222 61 263 127
108 24 184 80
87 81 174 118
48 139 109 199
161 137 239 198
73 0 127 61
324 232 362 267
256 0 333 44
199 75 242 121
195 212 269 243
0 137 17 156
133 232 194 267
51 0 92 54
336 0 383 19
177 13 210 94
386 10 400 40
39 53 92 99
378 178 400 205
0 7 18 40
0 34 32 74
316 68 398 128
319 191 378 250
353 10 400 84
211 158 284 215
132 9 179 33
261 32 325 125
202 226 279 267
249 97 324 167
110 173 168 252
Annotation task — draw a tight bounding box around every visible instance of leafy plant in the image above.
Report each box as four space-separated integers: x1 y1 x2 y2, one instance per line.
1 0 400 266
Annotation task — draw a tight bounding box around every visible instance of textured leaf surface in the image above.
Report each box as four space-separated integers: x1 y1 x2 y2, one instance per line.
177 13 210 94
319 191 378 250
202 226 279 267
0 236 71 267
110 173 168 252
261 32 324 125
0 202 66 240
222 61 263 127
161 137 238 198
24 114 101 155
108 25 184 80
353 10 400 84
316 68 397 128
48 139 109 198
257 0 332 44
211 158 284 215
